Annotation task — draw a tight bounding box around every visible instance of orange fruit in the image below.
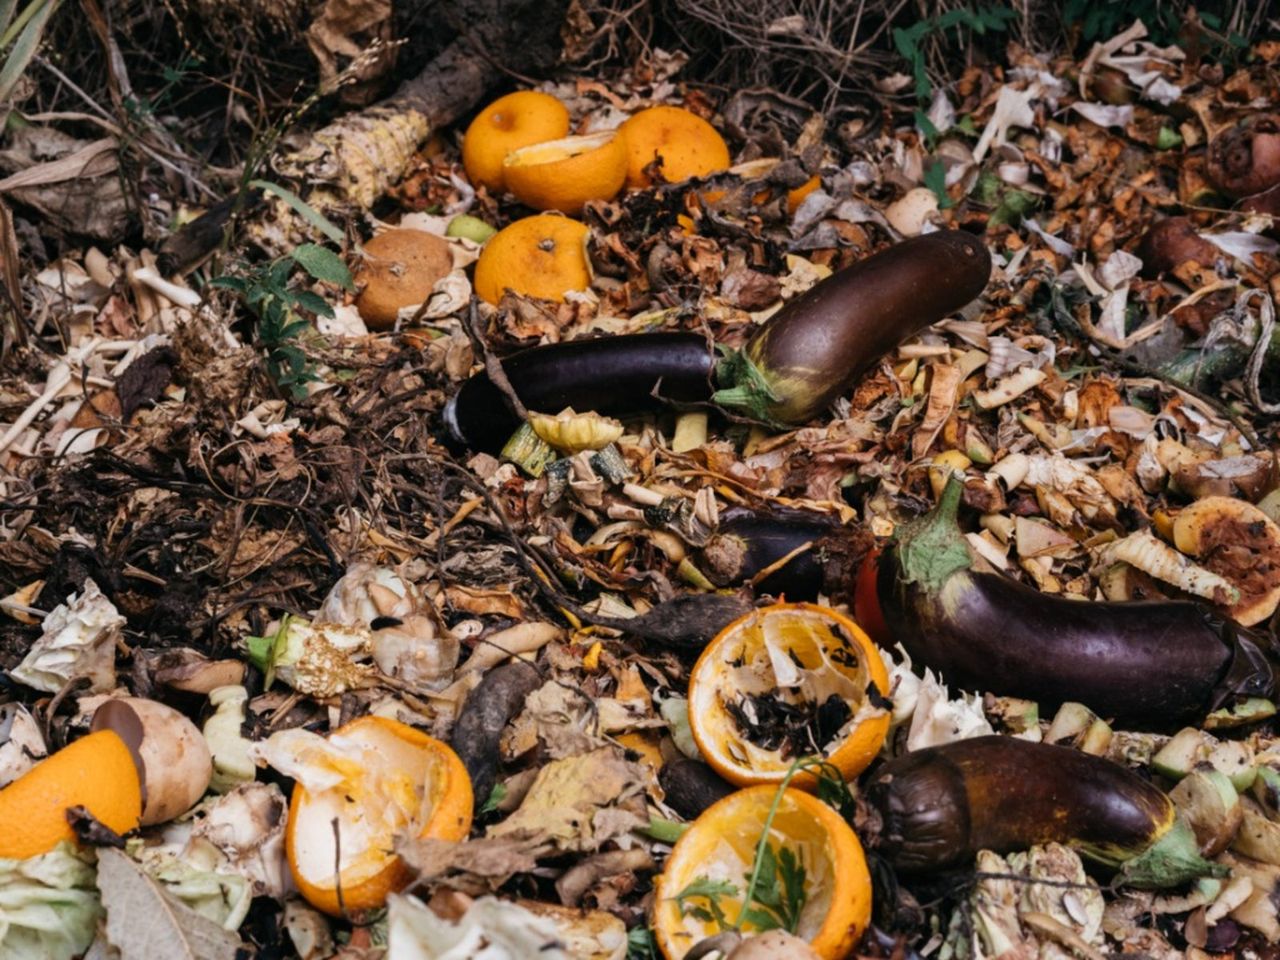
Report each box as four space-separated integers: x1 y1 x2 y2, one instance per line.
787 175 822 214
619 106 731 189
503 132 628 214
284 716 472 916
354 228 454 330
688 602 890 788
473 214 591 305
652 785 871 960
462 91 570 193
0 730 142 860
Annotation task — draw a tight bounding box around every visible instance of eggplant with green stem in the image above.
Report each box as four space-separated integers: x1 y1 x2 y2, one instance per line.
444 233 992 451
867 735 1225 887
869 476 1274 727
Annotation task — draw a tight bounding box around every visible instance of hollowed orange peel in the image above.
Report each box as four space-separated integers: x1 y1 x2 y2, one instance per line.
688 602 890 788
268 716 472 916
652 785 871 960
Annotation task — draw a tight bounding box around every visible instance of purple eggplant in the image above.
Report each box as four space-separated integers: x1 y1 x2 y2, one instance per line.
446 234 991 451
700 506 842 599
876 477 1275 727
867 736 1222 887
713 231 991 424
443 332 716 452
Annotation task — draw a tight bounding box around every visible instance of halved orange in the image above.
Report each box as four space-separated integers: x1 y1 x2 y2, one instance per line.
0 730 142 860
688 602 889 788
462 91 570 193
283 716 472 916
472 214 592 304
503 132 628 214
619 106 731 189
652 785 871 960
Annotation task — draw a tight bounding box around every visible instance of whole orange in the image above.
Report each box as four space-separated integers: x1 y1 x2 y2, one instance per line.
462 91 570 193
472 214 591 304
620 106 731 189
687 601 890 789
286 716 473 916
0 730 142 860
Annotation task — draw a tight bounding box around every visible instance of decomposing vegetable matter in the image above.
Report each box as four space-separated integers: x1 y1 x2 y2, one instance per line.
873 477 1275 725
866 735 1222 887
447 232 992 450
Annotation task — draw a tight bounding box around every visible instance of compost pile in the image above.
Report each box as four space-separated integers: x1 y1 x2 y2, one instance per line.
5 6 1280 959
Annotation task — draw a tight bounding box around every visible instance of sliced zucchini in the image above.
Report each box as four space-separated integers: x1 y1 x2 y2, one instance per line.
1253 764 1280 818
1152 728 1212 780
1169 766 1243 857
1231 796 1280 867
1217 852 1280 941
1046 702 1097 745
1079 718 1113 756
1208 739 1257 792
1203 698 1277 730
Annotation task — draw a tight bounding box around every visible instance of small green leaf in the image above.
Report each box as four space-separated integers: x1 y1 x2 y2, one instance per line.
207 276 247 293
291 243 354 291
249 180 346 245
479 783 507 815
1156 127 1183 151
290 289 335 317
923 159 952 209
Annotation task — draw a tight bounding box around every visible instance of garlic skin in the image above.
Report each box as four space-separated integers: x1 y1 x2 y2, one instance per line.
316 562 426 626
10 579 124 694
0 704 47 788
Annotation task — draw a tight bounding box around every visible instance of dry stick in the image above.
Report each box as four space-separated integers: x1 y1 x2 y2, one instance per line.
462 296 527 421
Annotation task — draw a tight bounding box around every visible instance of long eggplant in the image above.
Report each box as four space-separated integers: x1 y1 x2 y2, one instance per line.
446 233 991 451
874 477 1275 727
713 230 991 424
866 736 1222 888
444 332 715 451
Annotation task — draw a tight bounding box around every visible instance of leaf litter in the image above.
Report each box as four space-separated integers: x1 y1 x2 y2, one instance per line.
5 5 1280 960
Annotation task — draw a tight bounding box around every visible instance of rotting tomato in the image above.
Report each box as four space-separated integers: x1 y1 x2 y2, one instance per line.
853 545 890 646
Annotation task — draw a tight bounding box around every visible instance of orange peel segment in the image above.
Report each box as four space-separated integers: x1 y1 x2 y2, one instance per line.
688 602 890 788
0 729 142 860
283 716 472 916
503 132 628 214
652 785 871 960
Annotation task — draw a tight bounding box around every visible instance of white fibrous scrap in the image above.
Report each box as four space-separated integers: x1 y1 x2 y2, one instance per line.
387 894 570 960
879 649 993 750
1100 530 1238 605
316 562 426 625
9 579 124 694
0 704 47 788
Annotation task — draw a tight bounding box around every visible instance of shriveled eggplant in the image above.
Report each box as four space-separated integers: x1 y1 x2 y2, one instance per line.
866 736 1223 887
444 332 716 452
449 660 542 811
1135 217 1221 278
714 231 991 424
700 507 841 599
873 477 1275 726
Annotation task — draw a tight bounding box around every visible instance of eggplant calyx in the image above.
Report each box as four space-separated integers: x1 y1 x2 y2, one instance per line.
1115 818 1228 889
892 475 973 593
711 347 787 427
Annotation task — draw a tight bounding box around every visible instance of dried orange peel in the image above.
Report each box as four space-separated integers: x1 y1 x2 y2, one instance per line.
276 716 472 916
652 785 871 960
0 729 142 860
688 602 889 788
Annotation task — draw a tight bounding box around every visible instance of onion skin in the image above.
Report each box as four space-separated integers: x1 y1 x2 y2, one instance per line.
866 736 1175 873
717 231 991 424
877 478 1275 727
444 332 715 452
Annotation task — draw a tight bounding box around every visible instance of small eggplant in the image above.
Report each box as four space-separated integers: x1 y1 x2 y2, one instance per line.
1207 114 1280 199
867 735 1223 888
444 332 716 452
700 506 841 599
713 231 990 424
874 477 1275 727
